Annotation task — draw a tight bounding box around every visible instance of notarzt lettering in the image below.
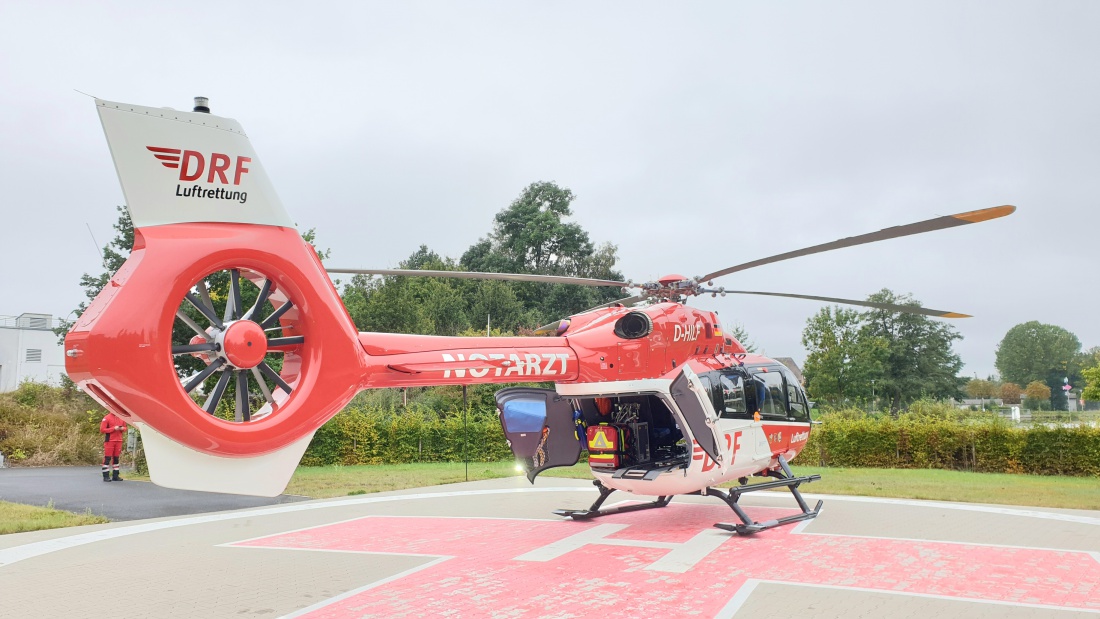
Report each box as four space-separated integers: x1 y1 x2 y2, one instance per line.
441 352 570 378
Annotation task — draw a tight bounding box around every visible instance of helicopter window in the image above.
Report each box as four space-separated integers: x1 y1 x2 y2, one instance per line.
697 372 724 413
781 369 810 423
718 373 749 419
756 371 788 421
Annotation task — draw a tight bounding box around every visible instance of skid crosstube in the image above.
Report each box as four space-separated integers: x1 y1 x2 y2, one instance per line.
711 454 822 535
553 479 672 520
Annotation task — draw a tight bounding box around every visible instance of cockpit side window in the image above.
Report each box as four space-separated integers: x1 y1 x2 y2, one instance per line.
755 370 788 421
718 372 750 419
780 367 810 423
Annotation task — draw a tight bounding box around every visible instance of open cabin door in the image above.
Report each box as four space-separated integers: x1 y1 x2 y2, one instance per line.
496 387 581 482
670 366 724 467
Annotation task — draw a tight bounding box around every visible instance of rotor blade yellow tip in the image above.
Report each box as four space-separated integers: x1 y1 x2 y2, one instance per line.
941 312 972 319
952 205 1016 223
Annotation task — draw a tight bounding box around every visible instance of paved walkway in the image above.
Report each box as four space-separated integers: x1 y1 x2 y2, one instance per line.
0 467 304 521
1 476 1098 618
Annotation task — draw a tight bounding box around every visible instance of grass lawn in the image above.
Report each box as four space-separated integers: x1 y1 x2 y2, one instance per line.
283 461 1100 511
781 465 1100 510
15 463 1096 535
0 500 108 535
285 461 527 497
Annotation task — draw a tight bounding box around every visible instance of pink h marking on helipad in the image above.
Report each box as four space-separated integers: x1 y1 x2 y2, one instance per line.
231 504 1100 617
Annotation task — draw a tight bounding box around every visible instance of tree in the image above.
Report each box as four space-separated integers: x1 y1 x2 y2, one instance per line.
342 246 468 335
1076 348 1100 404
801 306 886 405
999 382 1022 405
995 321 1082 410
966 379 997 407
1024 380 1052 410
460 181 625 325
860 290 964 411
465 182 589 275
727 323 756 353
55 205 134 342
1082 366 1100 402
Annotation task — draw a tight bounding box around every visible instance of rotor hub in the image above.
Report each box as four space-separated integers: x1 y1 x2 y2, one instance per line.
215 320 268 369
187 333 215 365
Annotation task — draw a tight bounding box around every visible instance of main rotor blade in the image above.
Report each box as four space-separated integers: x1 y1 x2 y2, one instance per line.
723 290 970 318
581 294 650 312
701 205 1015 282
325 267 628 288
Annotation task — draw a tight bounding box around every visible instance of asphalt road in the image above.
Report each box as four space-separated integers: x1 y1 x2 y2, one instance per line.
0 466 305 520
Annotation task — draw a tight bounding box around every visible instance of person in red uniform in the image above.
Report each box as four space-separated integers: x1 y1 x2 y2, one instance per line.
100 412 127 482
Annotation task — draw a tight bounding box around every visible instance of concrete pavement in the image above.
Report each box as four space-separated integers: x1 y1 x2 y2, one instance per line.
1 476 1098 618
0 467 305 521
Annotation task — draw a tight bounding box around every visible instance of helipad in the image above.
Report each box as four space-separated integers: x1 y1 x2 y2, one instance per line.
1 477 1098 618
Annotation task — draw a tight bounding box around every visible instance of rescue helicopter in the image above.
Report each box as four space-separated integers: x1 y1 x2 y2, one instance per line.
64 97 1014 534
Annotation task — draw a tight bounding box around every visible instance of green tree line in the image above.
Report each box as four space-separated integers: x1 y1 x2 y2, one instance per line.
801 293 1099 412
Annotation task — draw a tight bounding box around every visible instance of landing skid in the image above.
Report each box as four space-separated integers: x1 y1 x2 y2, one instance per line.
553 479 672 520
552 455 822 532
710 455 823 535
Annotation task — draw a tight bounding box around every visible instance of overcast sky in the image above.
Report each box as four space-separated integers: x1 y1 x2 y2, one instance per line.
1 1 1096 379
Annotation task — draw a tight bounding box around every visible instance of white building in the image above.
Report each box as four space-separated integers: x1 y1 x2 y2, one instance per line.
0 313 66 391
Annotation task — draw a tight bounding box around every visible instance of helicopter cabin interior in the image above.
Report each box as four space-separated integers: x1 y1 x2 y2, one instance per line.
496 362 811 481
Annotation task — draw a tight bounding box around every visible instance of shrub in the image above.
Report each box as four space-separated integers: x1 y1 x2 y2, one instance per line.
300 402 513 467
0 382 104 466
805 405 1100 476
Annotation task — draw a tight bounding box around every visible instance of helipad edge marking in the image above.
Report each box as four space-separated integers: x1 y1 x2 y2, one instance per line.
716 579 1100 616
280 556 453 619
0 486 581 567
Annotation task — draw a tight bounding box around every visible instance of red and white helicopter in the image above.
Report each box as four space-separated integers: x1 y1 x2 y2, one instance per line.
65 97 1013 534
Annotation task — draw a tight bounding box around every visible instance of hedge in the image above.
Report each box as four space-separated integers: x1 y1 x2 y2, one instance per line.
304 402 1100 477
300 403 513 466
803 412 1100 476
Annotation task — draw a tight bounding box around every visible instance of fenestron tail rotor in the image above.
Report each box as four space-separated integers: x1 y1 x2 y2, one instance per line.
172 267 306 423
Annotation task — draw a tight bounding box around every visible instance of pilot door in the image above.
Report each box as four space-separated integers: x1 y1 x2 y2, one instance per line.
496 387 582 482
669 366 725 469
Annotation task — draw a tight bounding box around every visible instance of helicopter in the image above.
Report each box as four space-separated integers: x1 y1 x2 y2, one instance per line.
64 97 1014 535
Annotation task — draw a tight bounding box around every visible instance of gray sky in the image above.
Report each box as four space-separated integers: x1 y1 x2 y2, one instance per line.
2 1 1097 379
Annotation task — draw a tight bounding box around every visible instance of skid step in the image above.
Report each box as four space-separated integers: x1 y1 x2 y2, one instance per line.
612 462 686 480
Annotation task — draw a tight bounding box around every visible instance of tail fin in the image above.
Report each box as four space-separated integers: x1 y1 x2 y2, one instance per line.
96 99 294 228
137 422 313 497
69 100 366 496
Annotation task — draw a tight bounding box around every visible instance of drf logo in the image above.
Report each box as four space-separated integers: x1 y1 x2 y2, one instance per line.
692 431 742 472
146 146 251 185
